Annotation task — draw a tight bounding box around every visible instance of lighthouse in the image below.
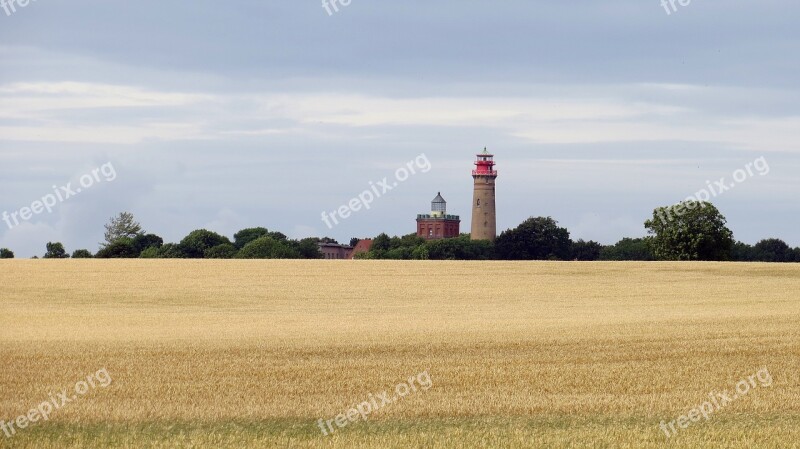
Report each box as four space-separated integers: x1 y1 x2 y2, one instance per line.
470 148 498 241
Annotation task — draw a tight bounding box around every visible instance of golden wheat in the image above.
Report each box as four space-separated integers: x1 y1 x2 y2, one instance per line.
0 260 799 448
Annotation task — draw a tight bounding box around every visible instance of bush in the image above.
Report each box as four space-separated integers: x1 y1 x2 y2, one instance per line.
96 238 138 258
427 235 495 260
571 240 602 261
600 238 654 261
71 249 93 259
132 234 164 254
0 248 14 259
139 247 161 258
157 243 185 258
235 237 299 259
205 244 238 259
178 229 231 258
291 238 323 259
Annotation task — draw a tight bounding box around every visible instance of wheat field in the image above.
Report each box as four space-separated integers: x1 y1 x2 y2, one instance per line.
0 260 799 448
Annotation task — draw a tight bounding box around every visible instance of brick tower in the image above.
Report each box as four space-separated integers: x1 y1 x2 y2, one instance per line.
470 148 497 241
416 192 460 240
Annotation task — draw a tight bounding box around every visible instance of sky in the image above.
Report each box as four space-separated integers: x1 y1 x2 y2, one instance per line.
1 0 799 257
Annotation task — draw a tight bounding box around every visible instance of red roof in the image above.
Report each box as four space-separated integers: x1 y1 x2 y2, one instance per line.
348 239 373 259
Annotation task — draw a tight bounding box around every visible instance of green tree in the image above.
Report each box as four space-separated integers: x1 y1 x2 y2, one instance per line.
752 238 792 262
349 238 361 247
132 234 164 255
570 240 602 261
71 249 93 259
103 212 143 247
178 229 231 258
645 201 733 261
151 243 184 259
234 227 269 249
371 233 391 252
359 233 429 260
495 217 571 260
235 237 299 259
204 243 238 259
0 248 13 259
600 238 654 261
139 247 161 258
96 238 138 258
291 238 323 259
384 246 414 260
424 235 494 260
411 245 430 260
44 242 69 259
372 233 391 251
233 228 288 249
731 241 756 262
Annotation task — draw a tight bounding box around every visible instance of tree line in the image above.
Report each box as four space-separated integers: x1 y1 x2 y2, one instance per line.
0 202 798 262
1 212 326 260
358 201 800 262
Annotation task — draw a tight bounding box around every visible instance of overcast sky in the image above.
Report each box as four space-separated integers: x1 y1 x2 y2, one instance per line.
1 0 799 257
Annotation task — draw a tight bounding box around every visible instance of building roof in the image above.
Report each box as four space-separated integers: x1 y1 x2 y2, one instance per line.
349 239 373 259
318 242 352 249
432 192 446 204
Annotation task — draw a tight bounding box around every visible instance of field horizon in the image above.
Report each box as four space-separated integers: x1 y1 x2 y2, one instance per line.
1 260 799 448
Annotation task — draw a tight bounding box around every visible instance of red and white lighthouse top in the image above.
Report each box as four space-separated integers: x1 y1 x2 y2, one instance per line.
473 147 497 176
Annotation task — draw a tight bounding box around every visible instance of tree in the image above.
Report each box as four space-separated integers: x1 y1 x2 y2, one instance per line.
349 238 361 247
731 241 756 262
495 217 571 260
139 247 161 258
427 235 495 260
204 243 238 259
600 238 654 261
571 240 602 261
95 238 138 258
132 234 164 254
292 238 323 259
411 245 429 260
0 248 13 259
645 201 734 261
141 243 184 259
178 229 231 258
44 242 69 259
233 227 269 249
235 237 299 259
71 249 93 259
233 228 288 249
103 212 143 247
752 239 792 262
372 233 391 252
